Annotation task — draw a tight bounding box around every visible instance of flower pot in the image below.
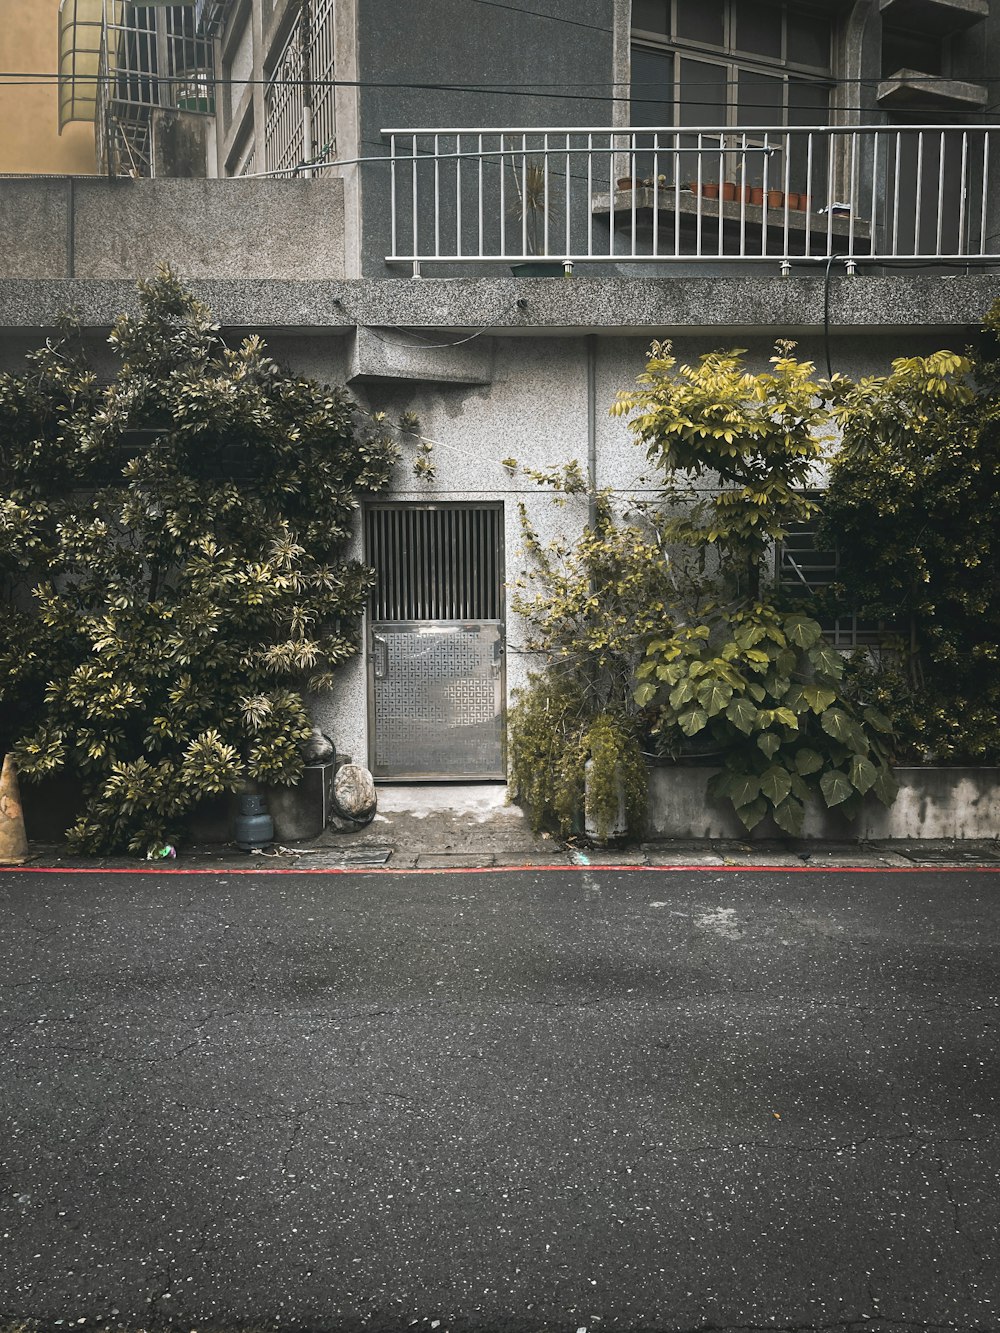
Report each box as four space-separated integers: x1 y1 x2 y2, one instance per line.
766 187 784 209
795 193 810 211
721 181 738 202
701 181 720 199
785 192 801 210
616 177 633 191
749 185 764 206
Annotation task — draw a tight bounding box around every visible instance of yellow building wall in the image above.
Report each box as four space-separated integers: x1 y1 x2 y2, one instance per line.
0 0 96 174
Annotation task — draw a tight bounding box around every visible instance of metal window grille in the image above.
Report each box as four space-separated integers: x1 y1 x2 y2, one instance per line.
778 517 882 649
264 19 305 174
230 125 257 177
95 2 215 177
365 505 503 623
263 0 336 175
310 0 337 161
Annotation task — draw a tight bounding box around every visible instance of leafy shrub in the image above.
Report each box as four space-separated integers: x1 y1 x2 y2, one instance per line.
616 341 898 832
0 269 396 853
822 342 1000 762
637 604 896 834
611 340 836 598
508 675 646 840
504 464 671 839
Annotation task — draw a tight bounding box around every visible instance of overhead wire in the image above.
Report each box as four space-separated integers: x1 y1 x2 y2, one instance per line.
4 68 1000 96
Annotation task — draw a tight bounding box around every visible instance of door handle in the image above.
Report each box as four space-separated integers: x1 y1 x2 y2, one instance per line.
372 634 388 680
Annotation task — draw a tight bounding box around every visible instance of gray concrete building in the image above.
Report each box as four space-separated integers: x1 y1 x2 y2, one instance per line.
7 0 999 779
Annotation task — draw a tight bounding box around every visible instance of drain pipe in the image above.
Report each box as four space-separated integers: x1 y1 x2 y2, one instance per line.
300 0 314 179
586 333 597 530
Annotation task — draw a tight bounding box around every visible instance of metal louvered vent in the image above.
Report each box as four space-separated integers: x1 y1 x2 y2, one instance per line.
365 504 503 622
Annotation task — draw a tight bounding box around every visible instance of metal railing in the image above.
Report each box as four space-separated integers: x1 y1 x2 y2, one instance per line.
383 125 999 270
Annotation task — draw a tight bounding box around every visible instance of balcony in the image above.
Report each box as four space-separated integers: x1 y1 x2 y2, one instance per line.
382 125 1000 272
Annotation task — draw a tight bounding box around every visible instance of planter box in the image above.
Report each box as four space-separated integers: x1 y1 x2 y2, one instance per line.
646 765 1000 841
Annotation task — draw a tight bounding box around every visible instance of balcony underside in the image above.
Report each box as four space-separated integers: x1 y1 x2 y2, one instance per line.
879 0 989 35
876 70 988 109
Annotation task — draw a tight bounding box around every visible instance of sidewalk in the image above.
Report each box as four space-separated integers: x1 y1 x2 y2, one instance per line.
15 783 1000 871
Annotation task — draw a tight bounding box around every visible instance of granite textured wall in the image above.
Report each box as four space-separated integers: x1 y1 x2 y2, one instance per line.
0 178 346 282
308 328 964 770
2 273 997 333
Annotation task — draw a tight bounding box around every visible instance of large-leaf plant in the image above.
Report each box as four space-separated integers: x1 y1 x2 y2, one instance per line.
636 604 896 834
616 341 898 834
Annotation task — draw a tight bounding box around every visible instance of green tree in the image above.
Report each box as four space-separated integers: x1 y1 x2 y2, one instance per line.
823 342 1000 761
616 342 897 834
0 269 396 853
611 340 836 598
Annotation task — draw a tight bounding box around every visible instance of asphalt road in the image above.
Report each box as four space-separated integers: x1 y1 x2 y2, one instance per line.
1 865 998 1332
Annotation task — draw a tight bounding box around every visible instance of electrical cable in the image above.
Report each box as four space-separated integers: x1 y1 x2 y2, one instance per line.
466 0 612 35
361 325 494 351
5 68 1000 95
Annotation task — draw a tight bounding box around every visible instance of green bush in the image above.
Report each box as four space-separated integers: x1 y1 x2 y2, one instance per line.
504 465 670 840
0 269 396 853
508 675 646 841
616 341 898 832
637 604 896 834
823 339 1000 762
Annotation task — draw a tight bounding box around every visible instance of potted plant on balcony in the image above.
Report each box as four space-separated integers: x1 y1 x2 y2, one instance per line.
509 161 564 277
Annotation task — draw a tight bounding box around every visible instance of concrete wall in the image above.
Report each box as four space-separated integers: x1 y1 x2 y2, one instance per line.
646 766 1000 841
356 0 617 276
0 178 346 281
0 0 96 175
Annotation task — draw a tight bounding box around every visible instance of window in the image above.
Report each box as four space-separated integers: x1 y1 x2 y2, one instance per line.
632 0 834 118
778 515 883 650
630 0 834 189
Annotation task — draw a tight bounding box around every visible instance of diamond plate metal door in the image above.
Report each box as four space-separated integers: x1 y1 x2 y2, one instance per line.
370 621 505 779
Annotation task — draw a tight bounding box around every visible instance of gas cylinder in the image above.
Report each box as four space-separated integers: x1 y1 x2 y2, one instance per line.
234 793 274 851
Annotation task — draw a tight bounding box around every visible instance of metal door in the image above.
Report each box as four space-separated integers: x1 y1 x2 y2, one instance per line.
366 504 505 779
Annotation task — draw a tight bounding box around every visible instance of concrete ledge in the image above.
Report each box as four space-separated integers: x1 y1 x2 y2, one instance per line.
348 325 495 384
647 765 1000 841
0 178 346 282
0 274 997 335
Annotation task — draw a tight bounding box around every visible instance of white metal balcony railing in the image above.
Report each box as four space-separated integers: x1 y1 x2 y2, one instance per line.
383 125 999 271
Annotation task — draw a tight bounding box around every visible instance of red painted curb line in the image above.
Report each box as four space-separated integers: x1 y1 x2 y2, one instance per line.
2 863 999 876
